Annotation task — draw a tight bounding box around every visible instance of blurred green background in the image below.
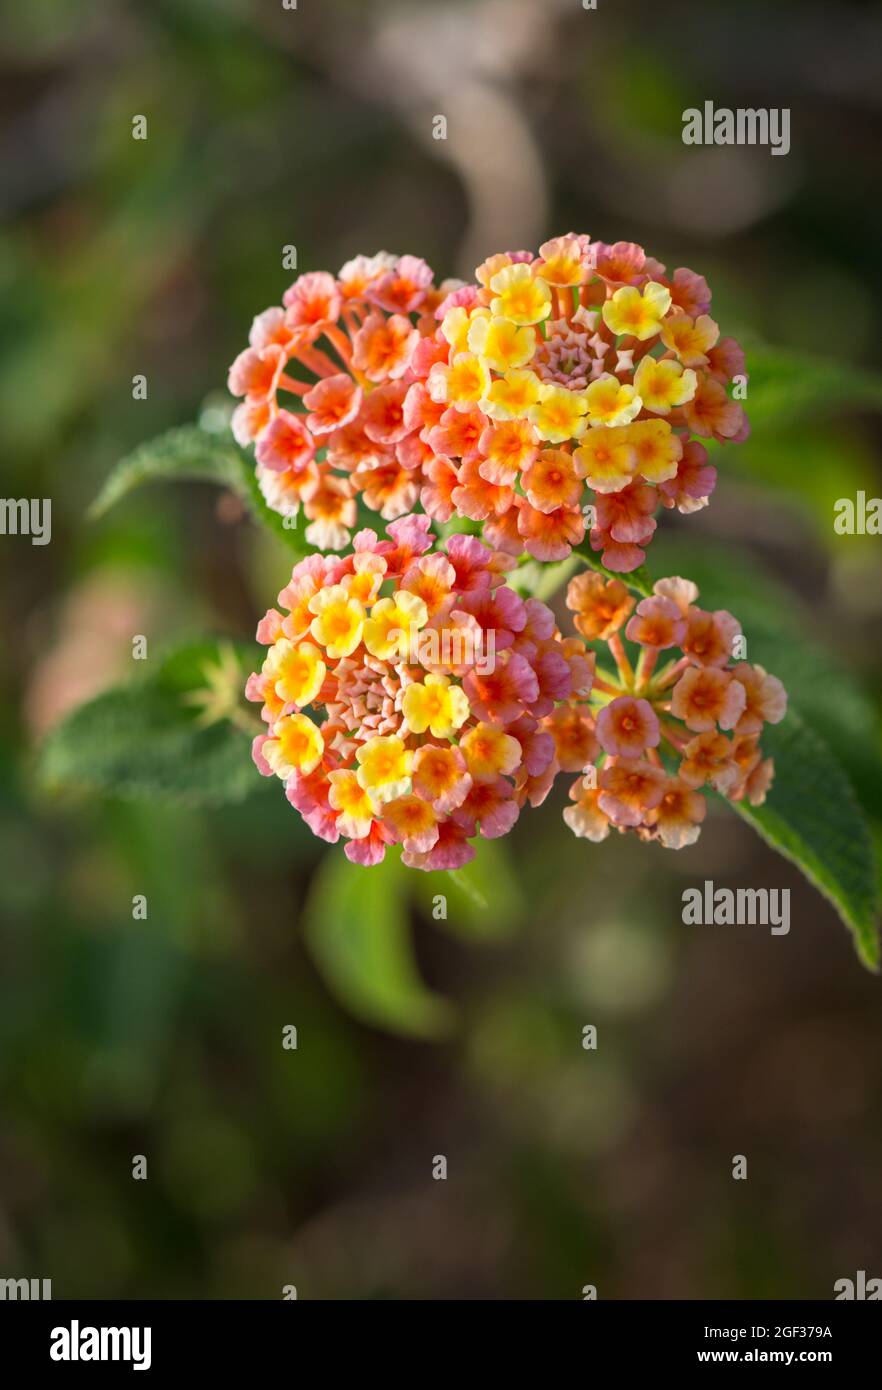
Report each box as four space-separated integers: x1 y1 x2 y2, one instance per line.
2 0 881 1299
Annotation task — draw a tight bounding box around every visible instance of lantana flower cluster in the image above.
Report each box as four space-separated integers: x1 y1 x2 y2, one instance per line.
228 253 453 549
228 237 747 570
232 239 782 869
246 516 592 871
558 572 786 848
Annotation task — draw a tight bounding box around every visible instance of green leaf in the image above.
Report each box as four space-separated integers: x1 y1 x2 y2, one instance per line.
727 423 873 514
302 850 454 1039
38 639 261 808
89 424 316 556
573 540 653 597
651 537 881 964
744 345 882 428
732 711 879 971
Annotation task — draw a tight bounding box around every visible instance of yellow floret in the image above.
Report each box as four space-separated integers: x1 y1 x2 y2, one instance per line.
602 281 672 340
308 585 365 658
489 263 552 326
355 735 413 804
402 674 470 738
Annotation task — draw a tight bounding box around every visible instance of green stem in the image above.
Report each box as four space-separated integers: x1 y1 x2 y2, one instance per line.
531 554 580 601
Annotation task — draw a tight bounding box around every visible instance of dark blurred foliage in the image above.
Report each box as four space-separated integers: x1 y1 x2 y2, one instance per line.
1 0 881 1299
